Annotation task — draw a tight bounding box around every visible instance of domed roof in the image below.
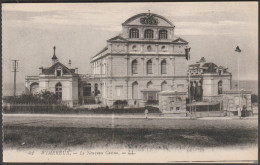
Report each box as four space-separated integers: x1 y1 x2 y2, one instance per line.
122 12 175 27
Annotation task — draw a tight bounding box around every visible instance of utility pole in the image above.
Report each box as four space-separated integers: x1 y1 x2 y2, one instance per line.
235 46 242 117
11 60 19 97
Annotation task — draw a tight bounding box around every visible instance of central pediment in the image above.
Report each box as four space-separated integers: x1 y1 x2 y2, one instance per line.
122 13 175 27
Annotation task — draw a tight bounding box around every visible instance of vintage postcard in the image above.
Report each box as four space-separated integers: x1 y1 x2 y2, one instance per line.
2 2 258 163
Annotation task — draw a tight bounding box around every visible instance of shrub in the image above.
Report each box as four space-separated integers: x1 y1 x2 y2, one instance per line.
145 100 159 105
4 90 59 104
2 90 73 113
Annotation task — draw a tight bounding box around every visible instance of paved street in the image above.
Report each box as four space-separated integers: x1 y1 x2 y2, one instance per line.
3 113 258 129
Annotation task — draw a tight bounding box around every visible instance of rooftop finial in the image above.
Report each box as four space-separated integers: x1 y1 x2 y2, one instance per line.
51 46 58 63
53 46 56 55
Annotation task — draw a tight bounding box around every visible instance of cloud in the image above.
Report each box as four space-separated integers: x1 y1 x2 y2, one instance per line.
2 10 69 21
3 2 257 36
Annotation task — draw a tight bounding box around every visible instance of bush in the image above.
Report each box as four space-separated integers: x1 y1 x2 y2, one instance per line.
145 100 159 105
81 106 160 114
4 90 59 104
2 90 73 113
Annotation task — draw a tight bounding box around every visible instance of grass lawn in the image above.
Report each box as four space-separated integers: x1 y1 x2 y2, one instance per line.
3 125 258 151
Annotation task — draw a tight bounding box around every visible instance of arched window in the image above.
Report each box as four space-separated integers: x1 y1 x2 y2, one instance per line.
161 45 166 52
161 60 167 74
30 82 39 94
55 82 62 100
132 60 137 74
218 80 222 94
147 81 153 88
147 45 152 52
132 82 138 99
159 30 168 39
129 28 139 38
161 81 167 91
144 29 154 39
147 60 152 74
132 45 137 51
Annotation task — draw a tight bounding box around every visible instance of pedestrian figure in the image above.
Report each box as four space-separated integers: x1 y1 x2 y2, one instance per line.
236 105 241 119
144 108 149 120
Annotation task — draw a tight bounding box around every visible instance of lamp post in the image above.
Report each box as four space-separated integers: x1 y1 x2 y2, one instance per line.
235 46 241 117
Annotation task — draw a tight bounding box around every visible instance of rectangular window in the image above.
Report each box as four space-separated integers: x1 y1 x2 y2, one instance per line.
57 70 61 77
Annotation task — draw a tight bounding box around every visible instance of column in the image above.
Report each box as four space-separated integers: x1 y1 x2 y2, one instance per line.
172 57 175 76
125 80 128 100
156 55 160 76
140 28 144 39
142 56 145 76
155 28 159 39
109 56 113 76
141 44 144 53
125 55 129 76
124 43 128 53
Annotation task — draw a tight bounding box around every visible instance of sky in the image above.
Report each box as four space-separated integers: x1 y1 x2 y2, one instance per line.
2 2 258 89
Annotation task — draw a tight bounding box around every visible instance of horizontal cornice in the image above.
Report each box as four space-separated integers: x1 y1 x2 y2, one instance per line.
108 40 188 45
91 53 185 62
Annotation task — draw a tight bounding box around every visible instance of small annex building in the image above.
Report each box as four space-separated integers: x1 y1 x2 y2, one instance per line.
25 47 79 107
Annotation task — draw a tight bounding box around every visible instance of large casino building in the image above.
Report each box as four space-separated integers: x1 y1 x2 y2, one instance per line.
25 12 232 107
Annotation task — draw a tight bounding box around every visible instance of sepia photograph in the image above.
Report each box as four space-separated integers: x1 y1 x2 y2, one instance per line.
2 2 258 163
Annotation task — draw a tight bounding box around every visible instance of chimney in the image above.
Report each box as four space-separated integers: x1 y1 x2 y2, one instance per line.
68 59 72 68
39 67 43 74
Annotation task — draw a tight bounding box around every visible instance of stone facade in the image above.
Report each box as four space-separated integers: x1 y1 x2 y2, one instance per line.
25 50 79 107
189 57 232 102
158 90 187 115
89 12 189 106
222 90 252 116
